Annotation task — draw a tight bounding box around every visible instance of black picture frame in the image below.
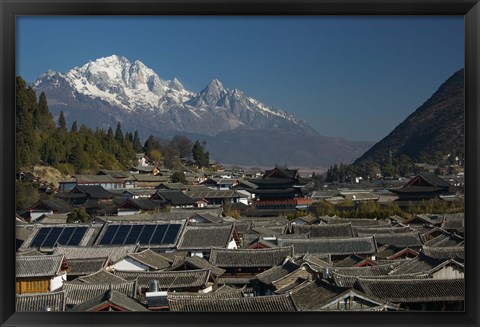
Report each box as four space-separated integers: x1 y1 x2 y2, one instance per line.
1 1 479 326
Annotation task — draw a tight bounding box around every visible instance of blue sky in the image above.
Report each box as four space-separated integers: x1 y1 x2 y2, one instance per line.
16 16 464 142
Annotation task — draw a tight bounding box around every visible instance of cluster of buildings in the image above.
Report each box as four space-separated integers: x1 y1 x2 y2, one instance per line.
15 166 465 312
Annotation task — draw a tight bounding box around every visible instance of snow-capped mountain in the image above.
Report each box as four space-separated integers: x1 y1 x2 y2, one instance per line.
32 55 372 167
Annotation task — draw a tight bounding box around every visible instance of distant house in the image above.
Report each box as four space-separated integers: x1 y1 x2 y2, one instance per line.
59 175 124 192
389 173 454 201
71 289 149 312
16 254 69 294
246 166 312 210
29 199 72 222
150 190 196 208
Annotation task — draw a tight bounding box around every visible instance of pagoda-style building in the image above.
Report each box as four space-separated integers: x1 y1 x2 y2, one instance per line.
389 173 454 201
247 166 312 209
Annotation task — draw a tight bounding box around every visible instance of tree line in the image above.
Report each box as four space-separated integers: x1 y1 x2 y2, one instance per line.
15 76 210 175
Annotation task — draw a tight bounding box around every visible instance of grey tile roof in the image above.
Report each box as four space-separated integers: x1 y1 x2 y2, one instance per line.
54 244 138 263
168 293 298 312
176 224 234 250
209 246 294 268
72 185 116 199
421 246 464 260
16 254 64 278
16 291 66 312
292 223 354 238
35 213 69 224
441 213 464 232
299 253 332 267
365 232 423 248
113 269 211 290
185 189 241 200
353 226 413 236
166 289 243 300
71 289 149 312
423 233 464 247
77 270 128 284
331 271 431 288
170 255 226 277
334 254 374 267
388 253 457 275
153 190 196 206
62 280 137 306
326 217 386 226
30 199 72 213
277 236 377 256
188 213 223 224
355 278 464 303
255 260 301 285
67 257 109 276
288 279 349 310
126 249 172 270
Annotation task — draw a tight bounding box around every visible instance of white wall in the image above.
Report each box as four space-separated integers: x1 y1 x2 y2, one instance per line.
50 273 66 292
117 209 141 216
227 239 237 250
432 265 464 279
112 258 149 271
30 210 53 221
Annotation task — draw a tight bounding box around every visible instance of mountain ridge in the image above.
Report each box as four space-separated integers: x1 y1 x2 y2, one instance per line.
32 54 374 168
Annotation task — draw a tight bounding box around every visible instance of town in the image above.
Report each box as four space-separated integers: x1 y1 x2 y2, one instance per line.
15 157 465 312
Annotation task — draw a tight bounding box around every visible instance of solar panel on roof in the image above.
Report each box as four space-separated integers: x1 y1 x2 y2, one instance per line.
68 227 88 246
30 228 52 247
162 224 181 244
150 224 168 244
99 225 120 245
41 227 64 247
111 225 132 245
137 225 156 244
124 225 144 245
57 227 75 245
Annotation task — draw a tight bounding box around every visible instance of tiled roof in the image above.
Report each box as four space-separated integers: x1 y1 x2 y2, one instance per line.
72 185 116 199
353 226 412 236
177 224 234 250
277 236 377 256
71 289 149 312
168 293 298 312
299 253 332 267
355 278 464 303
16 291 66 312
113 269 211 290
62 280 137 306
170 255 226 277
126 249 172 270
166 289 243 300
188 213 223 224
185 189 241 199
388 253 458 275
35 213 69 224
77 270 128 284
292 223 354 238
67 257 109 276
209 246 294 268
16 254 64 278
334 254 374 267
288 279 349 310
54 244 138 263
366 232 423 248
255 260 301 285
30 199 72 213
153 190 196 206
331 271 431 288
441 213 464 232
325 217 385 226
423 233 464 247
421 246 464 260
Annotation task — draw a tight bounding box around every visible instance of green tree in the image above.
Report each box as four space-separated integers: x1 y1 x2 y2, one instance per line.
71 121 78 133
114 122 124 144
132 130 143 153
192 140 210 168
67 207 90 223
171 171 188 184
58 111 67 131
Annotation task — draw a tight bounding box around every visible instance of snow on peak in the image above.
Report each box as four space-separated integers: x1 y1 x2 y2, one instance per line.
61 55 192 111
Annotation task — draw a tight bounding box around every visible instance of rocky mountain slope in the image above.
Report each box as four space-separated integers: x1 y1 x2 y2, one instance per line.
354 68 464 165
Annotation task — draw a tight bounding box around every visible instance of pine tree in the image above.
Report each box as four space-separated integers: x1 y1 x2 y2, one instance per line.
71 121 78 133
132 130 143 153
192 140 209 168
58 111 67 131
114 122 124 144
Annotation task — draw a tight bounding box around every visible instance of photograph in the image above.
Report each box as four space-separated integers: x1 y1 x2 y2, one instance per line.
1 1 479 327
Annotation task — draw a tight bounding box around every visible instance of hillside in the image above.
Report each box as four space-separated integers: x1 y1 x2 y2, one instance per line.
354 68 464 165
